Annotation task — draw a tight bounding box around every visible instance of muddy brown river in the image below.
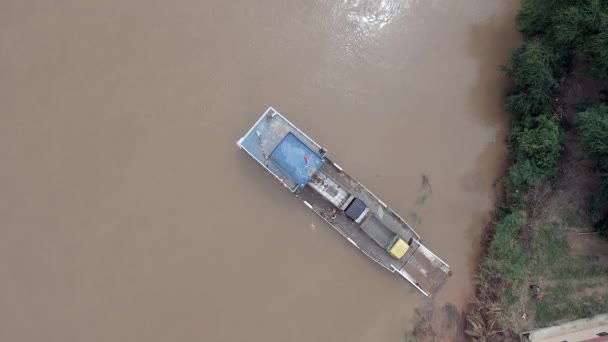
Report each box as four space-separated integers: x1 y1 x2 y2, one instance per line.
1 1 520 341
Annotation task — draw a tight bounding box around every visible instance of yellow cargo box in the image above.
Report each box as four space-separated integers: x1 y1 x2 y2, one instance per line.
388 237 409 259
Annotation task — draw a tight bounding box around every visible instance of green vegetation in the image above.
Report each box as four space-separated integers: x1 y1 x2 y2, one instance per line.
578 106 608 239
501 13 565 192
579 106 608 165
507 115 563 188
483 212 527 284
533 283 608 325
504 39 558 117
528 224 608 324
466 0 608 340
518 0 608 78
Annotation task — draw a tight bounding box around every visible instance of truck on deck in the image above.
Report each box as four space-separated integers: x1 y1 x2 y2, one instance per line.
236 107 451 298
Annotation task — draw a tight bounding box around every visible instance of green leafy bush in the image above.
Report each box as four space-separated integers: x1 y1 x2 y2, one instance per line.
517 0 579 37
513 116 562 171
578 106 608 239
519 0 608 78
553 5 591 47
486 211 528 283
506 116 563 190
505 92 552 118
507 160 547 189
574 2 608 78
553 1 608 78
578 106 608 169
504 39 558 117
517 0 558 36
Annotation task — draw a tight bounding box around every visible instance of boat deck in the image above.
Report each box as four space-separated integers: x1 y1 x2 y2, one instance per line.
318 160 421 242
401 244 451 296
297 166 450 296
297 184 417 270
237 107 325 192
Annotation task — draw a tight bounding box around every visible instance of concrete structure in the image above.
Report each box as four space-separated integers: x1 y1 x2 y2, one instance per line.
521 314 608 342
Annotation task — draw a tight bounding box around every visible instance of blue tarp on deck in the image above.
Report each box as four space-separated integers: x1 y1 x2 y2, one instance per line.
269 133 324 186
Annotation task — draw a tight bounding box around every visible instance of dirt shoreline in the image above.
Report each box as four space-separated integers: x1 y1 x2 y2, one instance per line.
412 303 467 341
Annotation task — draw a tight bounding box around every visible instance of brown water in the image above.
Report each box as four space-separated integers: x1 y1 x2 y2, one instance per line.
0 1 520 341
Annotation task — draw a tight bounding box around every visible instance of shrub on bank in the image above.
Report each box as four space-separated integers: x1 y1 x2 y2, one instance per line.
578 106 608 168
583 17 608 79
504 39 558 117
517 0 564 37
484 211 528 283
578 106 608 240
519 0 608 78
513 116 562 171
506 116 562 190
553 1 608 78
507 160 547 190
553 6 589 47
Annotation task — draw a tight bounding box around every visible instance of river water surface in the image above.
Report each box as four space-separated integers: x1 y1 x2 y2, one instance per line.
1 1 520 341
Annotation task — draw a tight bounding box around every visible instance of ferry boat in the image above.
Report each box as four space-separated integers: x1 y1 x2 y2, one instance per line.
237 107 451 298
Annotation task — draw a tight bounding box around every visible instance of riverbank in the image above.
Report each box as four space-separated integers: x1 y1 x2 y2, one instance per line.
410 1 608 340
462 0 608 340
412 63 608 342
465 75 608 340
